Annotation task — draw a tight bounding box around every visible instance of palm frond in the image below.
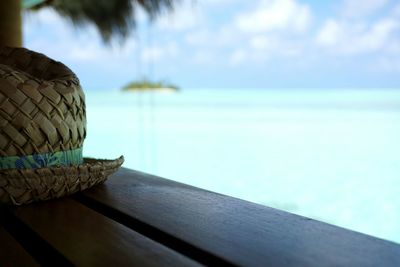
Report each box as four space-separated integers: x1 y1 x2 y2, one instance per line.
31 0 178 43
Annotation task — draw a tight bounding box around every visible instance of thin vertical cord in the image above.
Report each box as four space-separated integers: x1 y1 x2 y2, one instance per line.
147 20 157 173
149 90 157 173
137 91 146 170
135 32 146 170
134 21 158 173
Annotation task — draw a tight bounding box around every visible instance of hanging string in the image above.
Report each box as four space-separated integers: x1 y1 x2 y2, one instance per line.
147 19 157 174
135 28 146 171
133 19 158 173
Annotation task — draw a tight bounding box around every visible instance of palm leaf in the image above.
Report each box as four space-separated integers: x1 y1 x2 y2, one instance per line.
29 0 178 43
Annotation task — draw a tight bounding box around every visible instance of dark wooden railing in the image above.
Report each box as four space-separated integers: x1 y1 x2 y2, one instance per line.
1 167 400 266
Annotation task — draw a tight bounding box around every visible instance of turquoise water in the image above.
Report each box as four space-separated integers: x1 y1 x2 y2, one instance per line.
84 89 400 244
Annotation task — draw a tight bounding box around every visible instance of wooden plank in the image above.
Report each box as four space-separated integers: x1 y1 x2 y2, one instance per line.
11 198 201 267
0 224 40 267
79 168 400 267
1 207 72 266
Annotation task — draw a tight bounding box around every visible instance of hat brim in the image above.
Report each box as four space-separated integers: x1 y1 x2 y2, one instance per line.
0 156 124 205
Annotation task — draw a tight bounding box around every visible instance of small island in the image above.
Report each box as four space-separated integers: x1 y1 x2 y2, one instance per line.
122 78 179 92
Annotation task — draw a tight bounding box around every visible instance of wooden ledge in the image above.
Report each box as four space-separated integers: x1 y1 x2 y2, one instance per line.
1 167 400 266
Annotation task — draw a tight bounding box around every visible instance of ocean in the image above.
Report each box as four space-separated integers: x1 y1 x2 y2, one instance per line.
84 88 400 244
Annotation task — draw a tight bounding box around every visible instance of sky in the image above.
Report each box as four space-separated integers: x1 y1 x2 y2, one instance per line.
23 0 400 89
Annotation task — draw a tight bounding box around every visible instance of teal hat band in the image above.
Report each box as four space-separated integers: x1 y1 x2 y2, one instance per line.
0 147 83 170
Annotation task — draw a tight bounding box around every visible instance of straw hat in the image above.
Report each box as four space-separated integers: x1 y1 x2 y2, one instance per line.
0 47 124 205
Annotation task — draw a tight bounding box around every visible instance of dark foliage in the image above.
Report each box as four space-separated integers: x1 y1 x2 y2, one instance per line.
32 0 177 43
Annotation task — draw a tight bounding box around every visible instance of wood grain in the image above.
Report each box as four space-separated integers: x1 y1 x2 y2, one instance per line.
80 168 400 267
11 198 201 267
0 224 40 267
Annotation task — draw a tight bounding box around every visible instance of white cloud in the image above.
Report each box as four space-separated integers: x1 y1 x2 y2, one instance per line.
200 0 241 5
249 35 297 55
67 45 100 61
234 0 312 34
249 35 275 50
24 0 400 81
155 2 203 31
24 8 144 75
186 0 312 67
229 39 295 66
24 9 73 42
63 38 137 62
341 0 389 18
316 17 400 55
394 4 400 17
230 49 248 65
141 42 179 63
315 19 343 46
24 8 62 26
185 26 237 47
192 50 215 64
316 0 400 58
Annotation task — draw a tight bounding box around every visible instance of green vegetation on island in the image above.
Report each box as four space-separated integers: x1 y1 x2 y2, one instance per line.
122 79 179 92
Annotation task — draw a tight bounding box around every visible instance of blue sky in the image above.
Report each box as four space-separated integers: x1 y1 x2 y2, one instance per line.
23 0 400 89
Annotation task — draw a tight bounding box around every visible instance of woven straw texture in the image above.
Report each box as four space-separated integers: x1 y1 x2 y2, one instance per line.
0 46 85 156
0 47 123 205
0 157 124 205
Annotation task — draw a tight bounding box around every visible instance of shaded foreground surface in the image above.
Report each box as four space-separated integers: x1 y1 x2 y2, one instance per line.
1 168 400 266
